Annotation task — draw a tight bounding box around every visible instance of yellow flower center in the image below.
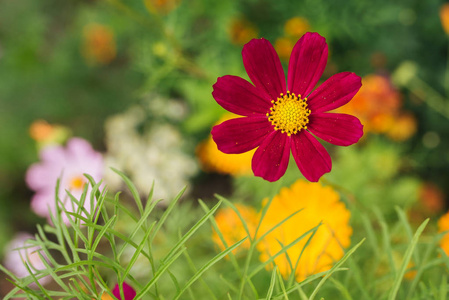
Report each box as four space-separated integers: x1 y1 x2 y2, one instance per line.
267 91 311 136
70 176 85 190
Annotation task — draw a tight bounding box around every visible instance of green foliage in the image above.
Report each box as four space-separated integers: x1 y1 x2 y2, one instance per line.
2 0 449 299
2 170 448 299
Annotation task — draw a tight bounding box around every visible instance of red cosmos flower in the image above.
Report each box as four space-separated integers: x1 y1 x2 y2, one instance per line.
211 32 363 182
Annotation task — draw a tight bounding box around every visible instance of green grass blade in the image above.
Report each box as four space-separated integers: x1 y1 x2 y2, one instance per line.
249 223 321 279
150 186 186 243
122 221 156 280
309 238 365 300
111 167 144 216
161 199 222 264
173 238 247 300
134 247 187 298
265 266 278 300
387 219 429 300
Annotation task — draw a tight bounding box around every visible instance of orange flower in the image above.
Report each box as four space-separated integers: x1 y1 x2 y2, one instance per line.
440 3 449 35
82 23 116 65
256 180 352 281
29 120 71 149
419 183 445 214
438 211 449 256
338 74 403 135
386 112 417 141
29 120 55 142
284 17 310 38
212 204 258 254
100 292 113 300
144 0 181 15
228 17 258 46
197 114 254 176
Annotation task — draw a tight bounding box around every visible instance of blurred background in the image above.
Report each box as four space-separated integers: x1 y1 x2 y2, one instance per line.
1 0 449 296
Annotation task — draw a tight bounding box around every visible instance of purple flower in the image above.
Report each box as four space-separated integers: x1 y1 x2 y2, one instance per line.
112 282 136 300
211 32 363 182
3 233 51 286
26 137 104 224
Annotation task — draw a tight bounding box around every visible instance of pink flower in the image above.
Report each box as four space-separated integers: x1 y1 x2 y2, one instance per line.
211 32 363 182
26 137 104 224
112 282 136 299
3 233 51 286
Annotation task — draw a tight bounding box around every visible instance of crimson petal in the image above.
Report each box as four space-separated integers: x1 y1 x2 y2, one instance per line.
307 72 362 113
291 130 331 182
212 75 272 116
252 131 291 182
288 32 328 98
242 38 286 100
308 113 364 146
211 116 273 154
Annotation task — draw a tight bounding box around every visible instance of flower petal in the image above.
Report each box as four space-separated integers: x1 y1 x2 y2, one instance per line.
211 116 273 154
291 130 331 182
308 113 364 146
252 131 291 182
242 38 286 100
212 75 272 116
307 72 362 113
113 282 136 300
288 32 328 97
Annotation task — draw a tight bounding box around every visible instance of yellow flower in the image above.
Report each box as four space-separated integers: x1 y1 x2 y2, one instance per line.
197 114 255 176
82 23 116 65
228 17 258 46
212 204 258 254
256 180 352 281
284 17 310 38
438 211 449 256
440 3 449 35
144 0 181 15
404 261 417 280
275 37 294 61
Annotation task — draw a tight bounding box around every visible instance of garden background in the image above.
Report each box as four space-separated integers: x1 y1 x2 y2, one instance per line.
1 0 449 299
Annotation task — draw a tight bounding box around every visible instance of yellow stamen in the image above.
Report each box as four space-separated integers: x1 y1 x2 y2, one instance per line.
70 176 85 190
267 91 311 136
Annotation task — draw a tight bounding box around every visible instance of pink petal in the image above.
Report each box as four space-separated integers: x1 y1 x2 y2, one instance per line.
40 145 67 164
287 32 328 98
212 75 272 116
242 38 286 100
291 131 331 182
307 72 362 113
26 162 60 191
308 113 364 146
252 131 291 182
30 191 55 218
211 116 273 154
113 282 136 300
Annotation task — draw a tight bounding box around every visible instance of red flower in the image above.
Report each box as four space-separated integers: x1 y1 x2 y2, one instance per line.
112 282 136 300
211 32 363 182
